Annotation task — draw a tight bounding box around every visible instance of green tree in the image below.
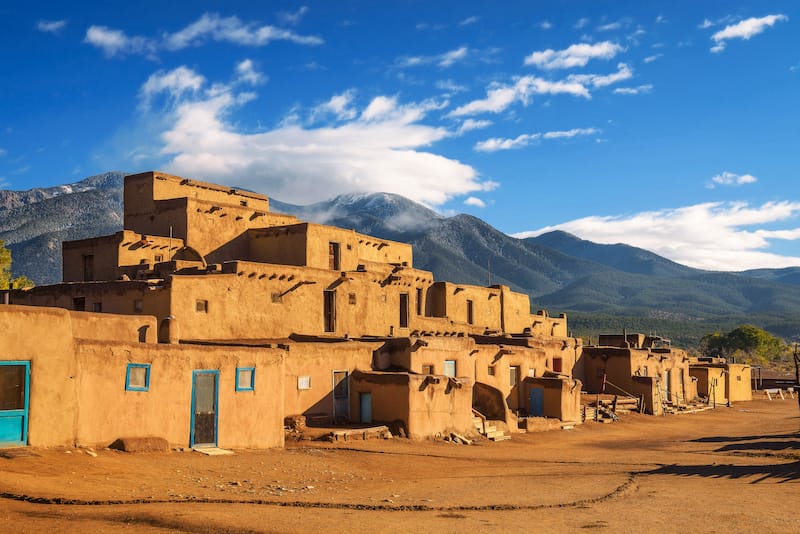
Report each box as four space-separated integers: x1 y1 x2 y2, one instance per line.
701 324 787 366
0 240 34 289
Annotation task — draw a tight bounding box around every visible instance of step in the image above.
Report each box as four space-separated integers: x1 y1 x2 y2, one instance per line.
489 434 511 442
485 430 505 439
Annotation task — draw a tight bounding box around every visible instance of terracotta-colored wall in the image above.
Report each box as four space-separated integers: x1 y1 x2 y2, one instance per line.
726 364 752 402
246 226 308 267
349 372 410 426
690 366 725 401
499 286 532 334
68 310 157 344
406 374 474 439
523 377 582 422
0 306 79 447
283 341 379 420
74 341 285 449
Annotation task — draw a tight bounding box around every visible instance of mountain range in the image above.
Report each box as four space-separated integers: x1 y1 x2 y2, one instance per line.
2 171 799 346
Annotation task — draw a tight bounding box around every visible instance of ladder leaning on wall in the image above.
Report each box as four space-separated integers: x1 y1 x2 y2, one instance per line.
654 377 667 416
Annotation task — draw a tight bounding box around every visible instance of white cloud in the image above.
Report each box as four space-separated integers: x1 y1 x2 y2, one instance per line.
464 196 486 208
84 26 156 57
514 201 800 271
524 41 624 70
459 16 479 26
0 148 6 157
598 22 622 32
37 20 67 34
436 79 467 93
710 14 788 53
139 66 206 106
397 46 469 68
457 119 492 134
475 127 599 152
613 84 653 95
643 54 663 63
235 59 264 85
707 171 758 188
85 13 322 58
450 75 590 117
163 13 323 50
567 63 633 88
311 90 358 122
141 65 494 206
655 15 667 24
539 20 553 30
699 18 715 29
278 6 309 26
574 17 590 30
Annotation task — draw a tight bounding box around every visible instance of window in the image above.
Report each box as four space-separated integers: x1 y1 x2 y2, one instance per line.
125 363 150 392
297 376 311 390
444 360 456 378
552 357 563 373
196 299 208 313
416 288 423 315
510 365 520 386
236 367 255 391
399 293 409 328
487 365 495 376
92 302 102 313
133 299 143 313
73 297 86 311
324 290 336 332
82 254 94 281
736 375 742 382
466 300 474 325
421 364 434 375
348 293 356 305
154 254 163 262
240 200 248 207
329 242 341 270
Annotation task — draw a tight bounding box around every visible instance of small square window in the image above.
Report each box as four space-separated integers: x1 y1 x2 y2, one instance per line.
196 299 209 313
126 363 150 392
348 293 356 305
236 367 255 391
297 375 312 390
73 297 86 311
736 375 742 382
487 365 495 376
133 299 144 313
154 254 163 262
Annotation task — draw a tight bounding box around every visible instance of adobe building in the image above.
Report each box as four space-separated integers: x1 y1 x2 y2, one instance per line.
2 171 582 448
689 358 752 404
578 333 699 415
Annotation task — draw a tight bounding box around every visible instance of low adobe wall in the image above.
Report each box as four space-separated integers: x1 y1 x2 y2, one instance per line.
523 376 582 422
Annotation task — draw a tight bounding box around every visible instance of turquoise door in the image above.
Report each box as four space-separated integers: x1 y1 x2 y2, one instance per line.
359 393 372 424
191 370 219 447
529 387 544 417
0 362 30 447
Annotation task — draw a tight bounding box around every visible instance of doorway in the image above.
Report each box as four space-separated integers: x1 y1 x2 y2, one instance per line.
332 370 349 421
359 392 372 424
0 362 30 447
191 370 219 447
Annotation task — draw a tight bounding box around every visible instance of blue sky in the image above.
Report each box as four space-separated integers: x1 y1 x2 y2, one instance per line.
1 1 799 271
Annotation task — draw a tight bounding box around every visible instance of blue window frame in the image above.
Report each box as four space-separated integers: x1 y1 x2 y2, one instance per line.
125 363 151 392
235 367 255 391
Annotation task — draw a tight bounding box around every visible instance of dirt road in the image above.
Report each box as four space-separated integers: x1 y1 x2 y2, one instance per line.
1 398 798 533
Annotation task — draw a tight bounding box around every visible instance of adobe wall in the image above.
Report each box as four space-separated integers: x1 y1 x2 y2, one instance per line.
375 336 476 376
429 282 503 331
523 376 582 422
246 225 309 267
73 340 285 449
0 306 79 447
307 225 413 270
349 371 410 427
283 341 380 422
407 374 474 439
690 366 725 401
12 281 171 321
68 310 157 344
726 364 752 402
169 262 440 340
498 286 532 334
530 310 569 337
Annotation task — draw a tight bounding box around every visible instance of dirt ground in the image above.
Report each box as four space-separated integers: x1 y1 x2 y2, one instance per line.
0 398 798 533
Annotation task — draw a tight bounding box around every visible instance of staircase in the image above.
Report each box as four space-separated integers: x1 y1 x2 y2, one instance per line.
472 410 510 442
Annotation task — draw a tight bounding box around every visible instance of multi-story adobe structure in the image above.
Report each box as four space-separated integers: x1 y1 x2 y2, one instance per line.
578 333 700 415
1 171 582 449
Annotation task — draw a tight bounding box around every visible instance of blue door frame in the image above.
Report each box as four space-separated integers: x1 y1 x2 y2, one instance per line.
0 361 30 447
529 387 544 417
190 370 219 448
